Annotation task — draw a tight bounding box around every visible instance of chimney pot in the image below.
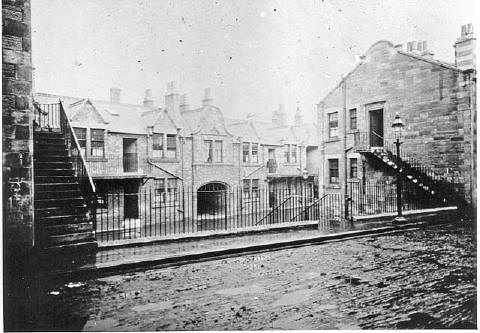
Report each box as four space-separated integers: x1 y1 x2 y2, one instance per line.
179 94 189 113
394 44 403 50
143 89 154 108
202 88 213 106
167 81 176 94
110 87 121 103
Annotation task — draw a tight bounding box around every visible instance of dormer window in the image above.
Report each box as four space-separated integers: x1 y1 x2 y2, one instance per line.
152 133 177 159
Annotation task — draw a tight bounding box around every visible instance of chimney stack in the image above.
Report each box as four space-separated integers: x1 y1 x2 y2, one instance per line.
277 104 286 126
143 89 154 108
294 106 303 126
202 88 213 107
179 94 189 113
165 81 180 117
110 87 121 103
454 23 476 70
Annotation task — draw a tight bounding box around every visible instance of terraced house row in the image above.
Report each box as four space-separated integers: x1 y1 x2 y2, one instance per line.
34 85 319 241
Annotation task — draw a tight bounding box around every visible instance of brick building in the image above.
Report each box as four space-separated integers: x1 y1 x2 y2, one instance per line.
317 25 476 209
34 83 318 225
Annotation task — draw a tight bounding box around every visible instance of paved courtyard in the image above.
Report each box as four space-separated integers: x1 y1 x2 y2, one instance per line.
7 221 476 330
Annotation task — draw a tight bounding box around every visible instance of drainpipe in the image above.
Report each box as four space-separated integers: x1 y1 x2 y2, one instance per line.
467 70 476 206
342 79 349 220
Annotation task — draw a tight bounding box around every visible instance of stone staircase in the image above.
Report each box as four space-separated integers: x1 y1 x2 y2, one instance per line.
34 131 97 253
369 148 462 207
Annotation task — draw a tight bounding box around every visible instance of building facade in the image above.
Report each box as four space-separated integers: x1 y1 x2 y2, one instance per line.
35 84 319 226
317 25 476 209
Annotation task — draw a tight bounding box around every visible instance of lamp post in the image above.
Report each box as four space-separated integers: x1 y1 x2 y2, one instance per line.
392 113 407 223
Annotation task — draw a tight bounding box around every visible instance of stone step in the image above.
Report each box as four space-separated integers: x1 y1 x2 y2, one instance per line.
34 175 77 184
35 155 71 162
35 205 88 217
35 161 73 169
35 145 68 154
43 222 93 236
35 189 82 200
34 131 64 139
34 168 75 176
34 140 66 147
35 182 79 192
43 241 98 254
47 231 95 246
37 214 91 225
35 197 85 208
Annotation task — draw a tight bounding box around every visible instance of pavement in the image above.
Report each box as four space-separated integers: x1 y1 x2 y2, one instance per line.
41 206 459 280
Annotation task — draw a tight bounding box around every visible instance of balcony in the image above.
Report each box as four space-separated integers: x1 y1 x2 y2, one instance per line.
86 154 148 179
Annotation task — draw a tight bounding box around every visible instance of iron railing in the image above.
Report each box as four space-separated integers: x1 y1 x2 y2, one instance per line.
34 102 61 130
58 100 97 225
95 184 324 243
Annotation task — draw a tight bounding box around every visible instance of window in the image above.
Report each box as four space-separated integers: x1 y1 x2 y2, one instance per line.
90 129 105 157
291 145 297 163
243 179 260 200
73 127 87 156
205 140 213 163
166 134 176 158
242 142 250 163
328 112 338 138
152 133 164 158
252 179 259 198
329 159 339 184
243 179 250 199
154 179 166 207
284 144 290 163
350 158 358 179
349 109 357 130
251 143 259 163
214 140 223 163
167 178 177 200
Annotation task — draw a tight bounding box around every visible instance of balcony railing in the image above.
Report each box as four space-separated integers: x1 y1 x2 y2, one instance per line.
86 156 149 178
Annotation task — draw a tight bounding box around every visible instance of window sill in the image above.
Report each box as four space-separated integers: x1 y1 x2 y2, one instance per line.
150 158 179 163
347 129 359 134
325 138 340 143
242 163 262 167
327 184 341 189
348 178 360 183
86 158 108 162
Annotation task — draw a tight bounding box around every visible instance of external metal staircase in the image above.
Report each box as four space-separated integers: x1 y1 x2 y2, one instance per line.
33 101 97 253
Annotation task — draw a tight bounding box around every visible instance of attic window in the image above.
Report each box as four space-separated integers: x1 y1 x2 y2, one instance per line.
166 134 177 158
152 133 164 158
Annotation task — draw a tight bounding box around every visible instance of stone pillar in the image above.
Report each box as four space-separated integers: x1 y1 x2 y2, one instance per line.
2 0 34 249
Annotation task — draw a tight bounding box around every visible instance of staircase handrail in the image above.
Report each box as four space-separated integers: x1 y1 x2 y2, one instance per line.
59 99 96 193
255 195 293 226
290 194 327 221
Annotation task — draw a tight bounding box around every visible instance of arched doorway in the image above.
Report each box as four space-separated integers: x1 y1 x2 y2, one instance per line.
197 182 227 215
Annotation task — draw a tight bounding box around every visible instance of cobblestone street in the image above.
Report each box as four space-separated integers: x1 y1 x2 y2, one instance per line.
10 222 476 330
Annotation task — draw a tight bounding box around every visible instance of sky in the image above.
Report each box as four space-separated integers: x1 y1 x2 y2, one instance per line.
32 0 478 123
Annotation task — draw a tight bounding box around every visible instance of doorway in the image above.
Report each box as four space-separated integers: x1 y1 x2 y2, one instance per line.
124 181 139 219
369 109 384 147
123 138 138 172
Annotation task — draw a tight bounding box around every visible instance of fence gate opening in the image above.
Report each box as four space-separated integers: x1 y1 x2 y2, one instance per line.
197 182 227 216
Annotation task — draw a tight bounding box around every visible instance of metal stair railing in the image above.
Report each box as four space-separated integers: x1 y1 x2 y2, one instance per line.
365 131 460 204
58 100 97 228
255 195 294 226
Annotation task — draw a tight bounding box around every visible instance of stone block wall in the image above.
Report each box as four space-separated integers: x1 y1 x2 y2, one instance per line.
318 41 476 204
2 0 34 248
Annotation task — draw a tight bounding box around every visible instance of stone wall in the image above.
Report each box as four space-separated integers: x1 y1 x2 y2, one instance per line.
2 0 34 248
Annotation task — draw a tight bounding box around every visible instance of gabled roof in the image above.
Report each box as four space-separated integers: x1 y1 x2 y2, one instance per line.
318 40 464 106
292 123 318 146
226 119 261 142
180 105 233 136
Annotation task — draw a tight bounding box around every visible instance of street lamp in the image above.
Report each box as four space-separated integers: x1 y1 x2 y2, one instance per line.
392 113 407 223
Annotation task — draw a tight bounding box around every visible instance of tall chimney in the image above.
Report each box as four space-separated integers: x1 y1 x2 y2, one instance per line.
294 106 303 126
277 104 286 126
110 87 121 103
179 94 189 113
272 110 279 125
202 88 213 107
454 23 476 70
143 89 154 108
165 81 180 117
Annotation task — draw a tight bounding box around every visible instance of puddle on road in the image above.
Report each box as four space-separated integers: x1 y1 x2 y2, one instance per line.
272 289 312 307
216 284 265 296
83 317 119 331
132 300 174 312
